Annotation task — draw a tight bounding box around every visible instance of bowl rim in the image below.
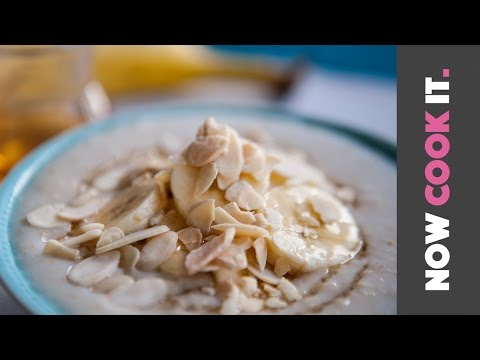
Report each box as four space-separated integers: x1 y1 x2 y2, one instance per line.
0 103 396 314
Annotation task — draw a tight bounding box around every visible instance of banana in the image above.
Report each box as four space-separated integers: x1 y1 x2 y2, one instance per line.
93 45 288 96
94 179 162 234
265 185 362 272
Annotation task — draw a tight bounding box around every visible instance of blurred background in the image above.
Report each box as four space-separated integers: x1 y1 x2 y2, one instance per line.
0 45 396 183
0 45 396 314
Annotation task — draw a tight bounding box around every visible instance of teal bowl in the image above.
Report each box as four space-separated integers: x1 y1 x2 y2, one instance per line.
0 104 395 314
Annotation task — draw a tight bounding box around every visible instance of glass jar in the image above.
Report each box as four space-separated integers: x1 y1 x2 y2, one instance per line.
0 45 109 180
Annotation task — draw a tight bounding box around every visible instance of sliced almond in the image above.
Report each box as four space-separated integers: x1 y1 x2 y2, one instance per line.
170 164 199 218
95 225 169 254
264 208 283 231
26 204 67 229
223 202 256 224
159 249 188 276
265 297 287 309
278 277 302 301
253 238 268 271
220 284 240 315
214 245 247 270
110 278 167 308
196 117 229 137
158 209 187 232
225 181 265 211
238 276 260 297
186 199 215 236
254 213 270 228
92 274 134 293
212 223 269 239
215 130 244 181
96 227 124 248
216 174 237 191
63 229 103 247
263 283 281 297
178 227 203 251
247 263 281 285
185 227 235 274
274 257 291 277
242 141 266 175
119 245 140 272
43 240 79 261
233 236 254 250
80 223 105 232
186 135 229 167
196 162 218 196
242 173 270 194
68 251 120 287
214 207 240 225
58 197 107 221
239 296 264 313
137 231 178 271
154 169 171 208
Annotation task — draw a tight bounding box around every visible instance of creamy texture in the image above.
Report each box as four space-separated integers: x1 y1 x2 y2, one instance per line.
14 115 396 314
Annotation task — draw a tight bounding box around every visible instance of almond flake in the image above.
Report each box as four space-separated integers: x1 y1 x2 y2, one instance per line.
274 257 291 277
68 251 120 287
138 231 178 271
214 207 241 225
186 135 229 167
254 213 270 228
119 245 140 272
185 228 235 274
242 141 266 175
264 208 283 230
225 181 265 211
196 162 218 196
215 130 244 181
178 227 203 251
263 283 281 297
95 225 169 254
223 202 256 224
278 277 302 301
92 274 134 293
43 239 79 261
212 223 269 238
253 238 267 271
186 199 215 236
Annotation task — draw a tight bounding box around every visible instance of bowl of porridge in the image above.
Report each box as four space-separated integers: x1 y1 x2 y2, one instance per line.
0 105 396 314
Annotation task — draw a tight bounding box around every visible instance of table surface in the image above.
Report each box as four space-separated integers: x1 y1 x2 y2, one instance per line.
0 68 396 314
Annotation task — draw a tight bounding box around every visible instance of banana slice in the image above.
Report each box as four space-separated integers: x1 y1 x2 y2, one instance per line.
94 179 163 234
265 185 362 272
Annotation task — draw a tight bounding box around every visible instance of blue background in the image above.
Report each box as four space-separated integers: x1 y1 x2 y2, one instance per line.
214 45 396 78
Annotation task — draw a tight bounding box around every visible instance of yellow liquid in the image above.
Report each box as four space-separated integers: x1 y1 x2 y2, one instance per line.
0 106 82 180
0 46 91 181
